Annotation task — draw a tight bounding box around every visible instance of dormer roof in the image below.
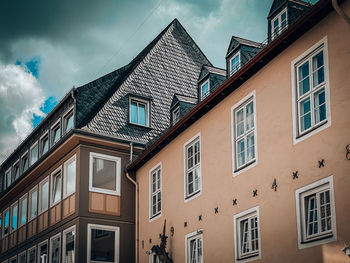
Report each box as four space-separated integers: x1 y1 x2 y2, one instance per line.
268 0 310 18
171 94 197 109
226 36 263 58
198 65 226 83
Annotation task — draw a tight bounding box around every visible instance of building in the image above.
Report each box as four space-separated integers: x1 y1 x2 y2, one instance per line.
127 0 350 262
0 19 210 263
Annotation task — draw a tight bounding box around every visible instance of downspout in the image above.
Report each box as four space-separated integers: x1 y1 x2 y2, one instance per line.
332 0 350 25
126 142 139 263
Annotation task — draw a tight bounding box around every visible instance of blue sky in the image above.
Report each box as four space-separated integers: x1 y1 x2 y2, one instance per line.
0 0 277 162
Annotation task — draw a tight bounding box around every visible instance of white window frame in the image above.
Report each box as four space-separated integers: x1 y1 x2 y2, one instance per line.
50 119 61 146
9 256 17 263
183 133 202 202
63 107 74 134
149 162 162 221
10 201 18 233
87 224 120 263
5 167 12 189
271 7 288 40
63 155 76 199
38 239 48 263
40 131 50 157
185 230 203 263
89 152 121 196
38 177 49 215
233 206 261 263
231 90 258 177
49 232 61 263
29 142 39 166
291 36 331 144
62 225 76 263
129 97 150 127
295 175 336 249
19 193 28 227
3 207 9 237
172 106 180 125
27 245 37 263
28 185 38 221
21 151 29 174
200 79 210 101
13 160 20 181
50 167 62 207
18 251 26 263
229 51 241 76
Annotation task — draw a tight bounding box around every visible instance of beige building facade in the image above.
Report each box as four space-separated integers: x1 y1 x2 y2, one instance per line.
130 1 350 262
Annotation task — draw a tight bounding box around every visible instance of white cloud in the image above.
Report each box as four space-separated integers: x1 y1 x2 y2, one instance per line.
0 64 45 163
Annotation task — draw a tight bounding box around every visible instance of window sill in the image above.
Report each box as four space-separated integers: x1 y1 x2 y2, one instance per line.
149 212 162 222
89 188 120 196
128 122 152 130
236 252 260 261
234 159 256 175
302 233 333 244
296 119 328 139
185 190 201 202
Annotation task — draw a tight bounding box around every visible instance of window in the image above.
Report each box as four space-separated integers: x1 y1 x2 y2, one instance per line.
40 133 49 156
292 37 330 144
129 97 150 126
50 168 62 207
230 51 241 76
185 230 203 263
30 142 39 166
50 233 61 263
11 201 18 232
27 245 37 263
38 240 48 263
172 106 180 125
63 225 75 263
39 177 49 214
18 251 26 263
22 152 29 173
63 155 76 199
63 109 74 133
51 121 61 146
149 164 161 220
184 134 201 200
295 175 336 249
89 153 121 196
87 224 120 263
9 257 16 263
233 206 261 262
271 8 287 40
19 194 27 227
200 80 210 101
14 161 20 181
3 208 9 236
29 186 38 220
231 91 257 175
5 168 11 189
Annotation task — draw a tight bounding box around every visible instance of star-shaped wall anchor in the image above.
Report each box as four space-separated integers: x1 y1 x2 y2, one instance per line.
293 171 298 179
253 189 258 197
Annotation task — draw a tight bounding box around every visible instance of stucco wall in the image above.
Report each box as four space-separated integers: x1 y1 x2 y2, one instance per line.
136 2 350 263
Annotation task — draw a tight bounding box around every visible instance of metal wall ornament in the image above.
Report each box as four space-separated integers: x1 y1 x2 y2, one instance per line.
170 227 174 236
214 207 219 214
346 145 350 160
150 220 173 263
318 159 325 168
232 199 237 205
293 171 298 179
184 221 187 227
271 178 277 191
198 215 202 221
253 189 258 197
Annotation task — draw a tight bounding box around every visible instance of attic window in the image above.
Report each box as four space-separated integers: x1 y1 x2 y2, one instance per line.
63 109 74 133
129 97 150 127
51 120 61 145
271 8 287 40
200 80 210 101
230 51 241 76
172 106 180 125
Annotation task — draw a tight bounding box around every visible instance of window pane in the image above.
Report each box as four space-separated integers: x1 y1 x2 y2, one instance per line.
93 158 116 191
28 248 36 263
91 229 115 262
23 156 29 172
51 236 61 263
236 139 245 167
246 102 254 131
42 138 49 155
40 181 49 212
281 12 287 29
64 230 75 263
20 197 27 225
14 165 20 180
30 144 38 165
314 89 326 124
138 103 146 125
65 159 76 196
30 190 37 219
247 133 255 161
12 204 18 231
53 126 61 144
312 51 324 87
201 82 209 99
53 173 62 204
65 114 74 132
39 243 48 263
300 98 311 132
187 146 193 169
130 101 138 124
298 62 310 96
4 210 9 235
231 54 240 74
187 171 193 195
18 253 26 263
236 109 244 137
6 171 11 188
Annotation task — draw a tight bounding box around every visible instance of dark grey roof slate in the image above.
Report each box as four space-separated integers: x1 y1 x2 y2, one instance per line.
268 0 310 18
226 36 263 57
171 94 197 108
83 19 211 143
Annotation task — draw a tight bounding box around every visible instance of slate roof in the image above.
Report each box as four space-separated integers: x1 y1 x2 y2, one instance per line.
82 18 211 143
171 94 197 108
268 0 310 18
204 66 226 76
226 36 263 57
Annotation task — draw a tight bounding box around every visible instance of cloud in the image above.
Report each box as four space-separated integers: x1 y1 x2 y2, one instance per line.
0 64 45 163
33 96 58 128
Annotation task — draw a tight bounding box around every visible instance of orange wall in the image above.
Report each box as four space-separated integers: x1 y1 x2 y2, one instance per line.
136 3 350 263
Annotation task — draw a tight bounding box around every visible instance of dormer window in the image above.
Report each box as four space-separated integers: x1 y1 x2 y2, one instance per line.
271 8 287 40
200 80 210 101
30 142 39 166
129 97 150 127
22 152 29 173
172 106 180 125
63 109 74 133
230 51 241 76
40 132 49 156
51 120 61 145
13 161 20 181
5 168 11 189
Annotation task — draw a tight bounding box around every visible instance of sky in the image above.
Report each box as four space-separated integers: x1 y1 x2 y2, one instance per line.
0 0 276 163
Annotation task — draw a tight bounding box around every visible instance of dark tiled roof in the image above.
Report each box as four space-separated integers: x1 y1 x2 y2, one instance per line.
204 66 226 76
171 94 197 108
268 0 310 18
226 36 263 57
83 19 211 143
